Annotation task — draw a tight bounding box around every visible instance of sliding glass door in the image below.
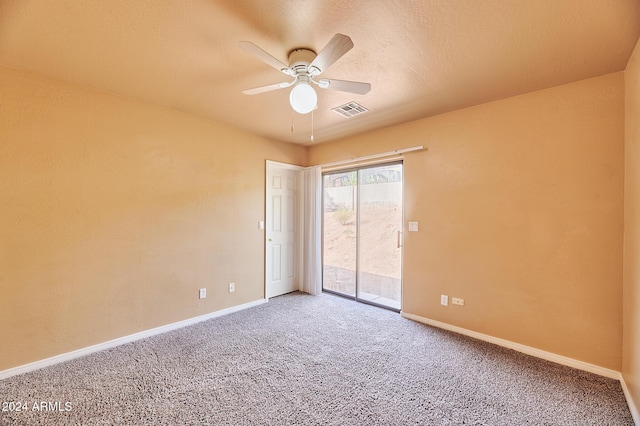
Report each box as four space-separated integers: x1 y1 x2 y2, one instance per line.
322 170 358 297
322 162 403 310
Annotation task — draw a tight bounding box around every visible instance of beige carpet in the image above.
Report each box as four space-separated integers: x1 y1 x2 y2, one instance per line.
0 292 633 425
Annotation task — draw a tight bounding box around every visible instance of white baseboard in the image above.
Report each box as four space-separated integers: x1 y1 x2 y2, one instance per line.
400 311 620 379
0 298 266 381
621 375 640 426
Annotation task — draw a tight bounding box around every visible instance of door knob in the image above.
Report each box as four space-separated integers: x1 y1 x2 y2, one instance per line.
268 238 272 241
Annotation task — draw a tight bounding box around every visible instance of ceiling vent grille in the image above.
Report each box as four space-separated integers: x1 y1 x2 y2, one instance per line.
332 101 368 118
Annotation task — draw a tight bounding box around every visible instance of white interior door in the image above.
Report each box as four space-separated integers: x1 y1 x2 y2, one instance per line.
266 162 302 298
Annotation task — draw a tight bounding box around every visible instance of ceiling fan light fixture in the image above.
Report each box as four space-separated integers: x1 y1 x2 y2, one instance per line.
289 81 317 114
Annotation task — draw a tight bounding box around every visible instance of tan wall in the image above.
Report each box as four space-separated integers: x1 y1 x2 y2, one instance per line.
309 72 625 370
0 62 627 375
624 38 640 416
0 65 306 371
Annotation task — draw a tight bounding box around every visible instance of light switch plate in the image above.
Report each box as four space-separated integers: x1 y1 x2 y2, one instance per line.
408 221 419 232
440 294 448 306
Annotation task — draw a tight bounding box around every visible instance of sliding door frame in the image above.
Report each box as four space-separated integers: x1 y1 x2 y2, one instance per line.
321 160 403 312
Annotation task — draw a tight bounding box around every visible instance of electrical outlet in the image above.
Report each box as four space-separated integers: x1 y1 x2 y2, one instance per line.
199 288 206 299
228 282 235 293
440 294 448 306
452 297 464 306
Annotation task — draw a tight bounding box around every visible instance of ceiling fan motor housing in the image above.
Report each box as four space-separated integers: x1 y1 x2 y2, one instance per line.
288 48 317 75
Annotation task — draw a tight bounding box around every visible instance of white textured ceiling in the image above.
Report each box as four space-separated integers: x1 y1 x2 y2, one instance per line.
0 0 638 144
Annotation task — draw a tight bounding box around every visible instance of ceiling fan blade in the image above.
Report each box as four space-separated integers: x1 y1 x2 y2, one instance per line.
242 81 293 95
239 41 290 74
318 78 371 95
308 34 354 75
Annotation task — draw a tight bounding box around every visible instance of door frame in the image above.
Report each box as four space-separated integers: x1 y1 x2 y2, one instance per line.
265 160 304 300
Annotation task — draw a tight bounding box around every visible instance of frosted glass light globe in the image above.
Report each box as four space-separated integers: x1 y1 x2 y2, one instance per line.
289 82 317 114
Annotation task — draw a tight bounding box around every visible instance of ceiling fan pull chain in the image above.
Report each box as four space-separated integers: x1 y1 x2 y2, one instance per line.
310 109 315 142
291 109 295 133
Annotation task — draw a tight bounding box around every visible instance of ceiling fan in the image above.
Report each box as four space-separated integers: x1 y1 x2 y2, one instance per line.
239 34 371 114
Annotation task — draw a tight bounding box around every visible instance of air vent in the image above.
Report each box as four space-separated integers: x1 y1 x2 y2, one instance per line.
332 101 368 118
